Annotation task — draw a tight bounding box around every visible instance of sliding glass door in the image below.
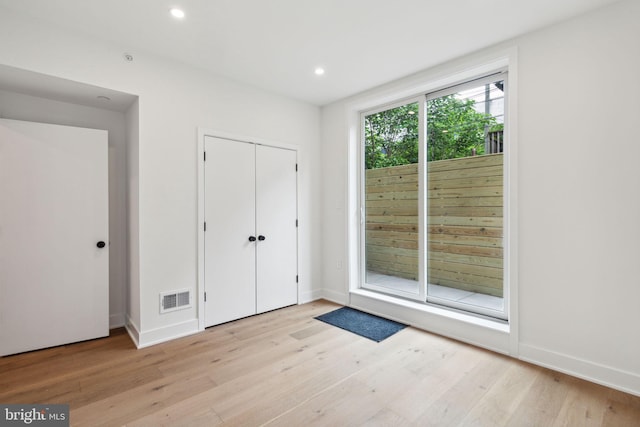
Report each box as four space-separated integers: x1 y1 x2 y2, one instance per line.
362 73 507 319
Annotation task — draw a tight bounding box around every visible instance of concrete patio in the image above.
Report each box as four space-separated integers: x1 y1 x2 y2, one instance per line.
366 271 504 311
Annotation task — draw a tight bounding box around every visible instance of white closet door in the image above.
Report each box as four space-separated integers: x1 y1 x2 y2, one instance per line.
204 136 257 326
256 145 298 313
0 118 109 356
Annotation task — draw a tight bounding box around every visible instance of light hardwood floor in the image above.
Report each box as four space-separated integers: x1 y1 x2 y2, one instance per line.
1 300 639 426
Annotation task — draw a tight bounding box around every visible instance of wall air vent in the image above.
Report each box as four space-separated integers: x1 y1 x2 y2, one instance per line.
160 289 192 314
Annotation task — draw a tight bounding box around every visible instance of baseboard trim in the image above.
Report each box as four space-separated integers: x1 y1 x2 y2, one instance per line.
109 313 125 329
299 289 323 304
519 343 640 397
321 289 349 305
135 319 200 349
124 316 140 348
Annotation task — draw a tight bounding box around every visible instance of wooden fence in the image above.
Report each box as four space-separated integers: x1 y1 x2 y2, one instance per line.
365 153 503 297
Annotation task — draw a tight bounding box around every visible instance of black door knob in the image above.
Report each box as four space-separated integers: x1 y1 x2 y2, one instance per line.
258 235 266 241
97 241 106 248
248 236 257 242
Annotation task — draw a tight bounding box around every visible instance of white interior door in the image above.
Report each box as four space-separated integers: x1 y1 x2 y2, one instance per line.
0 118 109 356
256 145 298 313
204 136 257 326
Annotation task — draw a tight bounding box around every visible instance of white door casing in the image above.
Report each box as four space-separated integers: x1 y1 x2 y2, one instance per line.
0 118 109 356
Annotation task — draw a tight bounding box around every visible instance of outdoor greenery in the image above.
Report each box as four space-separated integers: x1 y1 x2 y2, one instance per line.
364 95 500 169
364 103 419 169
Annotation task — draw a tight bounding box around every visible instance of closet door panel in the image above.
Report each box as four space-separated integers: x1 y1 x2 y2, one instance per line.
255 145 298 313
204 136 256 326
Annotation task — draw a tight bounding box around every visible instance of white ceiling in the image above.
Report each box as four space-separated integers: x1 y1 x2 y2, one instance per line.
0 0 623 106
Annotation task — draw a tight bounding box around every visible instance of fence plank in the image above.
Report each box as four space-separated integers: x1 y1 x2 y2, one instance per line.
367 206 419 216
367 253 418 269
428 234 502 248
366 237 419 250
366 191 418 201
366 183 419 193
428 251 503 268
428 153 502 172
428 225 503 238
428 186 502 198
366 199 419 208
428 216 502 228
427 206 502 218
367 215 418 225
429 196 503 208
367 163 417 178
366 174 419 186
365 154 504 297
428 259 503 280
429 242 503 258
429 175 503 190
366 223 418 233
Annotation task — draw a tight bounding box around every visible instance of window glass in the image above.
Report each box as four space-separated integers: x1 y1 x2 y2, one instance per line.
426 77 506 318
363 102 421 297
360 73 508 319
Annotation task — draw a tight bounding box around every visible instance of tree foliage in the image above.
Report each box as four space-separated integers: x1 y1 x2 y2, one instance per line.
364 103 419 169
426 95 498 162
364 96 498 169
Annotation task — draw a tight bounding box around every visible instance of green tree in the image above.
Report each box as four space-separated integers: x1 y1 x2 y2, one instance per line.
426 95 497 162
364 103 419 169
364 96 497 169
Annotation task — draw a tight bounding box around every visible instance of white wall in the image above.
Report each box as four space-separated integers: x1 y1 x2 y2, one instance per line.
321 0 640 395
125 99 140 331
0 7 322 347
0 89 129 328
515 0 640 394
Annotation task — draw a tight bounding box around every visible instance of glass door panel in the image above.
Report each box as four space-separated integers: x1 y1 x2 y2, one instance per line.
363 101 421 297
426 76 506 319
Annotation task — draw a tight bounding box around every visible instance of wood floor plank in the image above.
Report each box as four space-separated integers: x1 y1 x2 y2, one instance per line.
210 332 377 423
601 398 640 427
125 405 224 427
72 370 217 426
384 342 487 421
265 375 386 426
1 299 639 427
458 362 541 426
413 351 507 426
505 369 575 426
131 323 365 425
362 408 413 426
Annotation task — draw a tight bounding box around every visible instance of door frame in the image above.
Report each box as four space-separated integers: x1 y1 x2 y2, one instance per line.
196 128 300 331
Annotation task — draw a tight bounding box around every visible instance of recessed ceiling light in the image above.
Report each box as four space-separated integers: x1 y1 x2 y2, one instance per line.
314 67 325 76
170 8 185 19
